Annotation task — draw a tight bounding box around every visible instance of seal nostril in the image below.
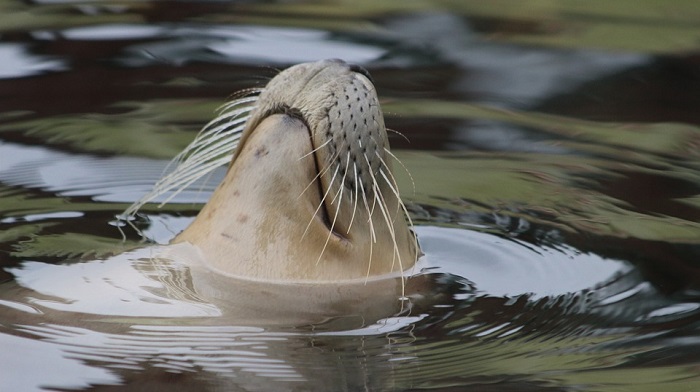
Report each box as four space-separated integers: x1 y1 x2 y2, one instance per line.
349 64 374 84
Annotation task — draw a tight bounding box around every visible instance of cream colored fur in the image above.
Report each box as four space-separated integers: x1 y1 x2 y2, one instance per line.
175 60 417 282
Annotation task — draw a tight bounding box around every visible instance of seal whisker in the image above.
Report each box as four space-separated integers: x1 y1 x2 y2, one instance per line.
364 154 406 293
383 147 415 195
357 179 376 243
386 128 410 144
297 138 347 243
210 100 256 124
329 165 344 205
301 164 340 240
379 166 418 251
376 155 408 223
373 183 407 295
122 94 258 221
200 98 257 135
380 166 419 267
346 161 360 233
162 130 244 181
330 147 351 207
171 130 243 170
299 136 346 246
358 177 376 282
123 151 235 218
296 152 331 201
377 149 420 269
378 167 402 215
152 157 232 205
298 138 331 161
161 93 252 162
371 182 400 273
188 115 248 146
332 151 354 242
316 170 345 266
219 88 262 110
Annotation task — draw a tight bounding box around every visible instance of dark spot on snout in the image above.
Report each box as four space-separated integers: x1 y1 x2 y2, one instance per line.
255 147 269 158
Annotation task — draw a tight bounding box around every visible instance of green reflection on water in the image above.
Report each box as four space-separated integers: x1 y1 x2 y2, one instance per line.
11 232 139 259
0 99 218 159
385 97 700 242
2 0 698 54
229 0 700 54
397 150 700 242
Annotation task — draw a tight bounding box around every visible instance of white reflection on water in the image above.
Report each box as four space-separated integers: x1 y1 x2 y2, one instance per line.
415 226 632 299
0 44 66 79
60 24 166 41
4 323 304 391
8 247 221 317
120 25 386 66
205 26 385 64
0 142 221 205
1 333 121 391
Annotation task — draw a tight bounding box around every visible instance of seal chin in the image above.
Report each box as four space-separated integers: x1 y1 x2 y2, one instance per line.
135 59 419 282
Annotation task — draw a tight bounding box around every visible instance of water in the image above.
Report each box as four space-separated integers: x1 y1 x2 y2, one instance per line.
1 1 700 391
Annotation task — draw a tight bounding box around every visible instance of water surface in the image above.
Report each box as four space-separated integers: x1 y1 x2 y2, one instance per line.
1 1 700 391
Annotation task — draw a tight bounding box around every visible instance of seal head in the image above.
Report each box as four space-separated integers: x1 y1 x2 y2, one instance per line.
172 59 418 282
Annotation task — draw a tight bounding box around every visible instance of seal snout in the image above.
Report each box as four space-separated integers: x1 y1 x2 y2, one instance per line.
322 68 386 197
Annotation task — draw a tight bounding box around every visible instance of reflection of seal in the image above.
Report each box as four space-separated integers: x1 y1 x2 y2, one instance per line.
130 59 419 282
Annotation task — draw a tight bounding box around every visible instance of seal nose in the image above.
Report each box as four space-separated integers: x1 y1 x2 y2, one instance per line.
348 63 374 84
321 59 374 84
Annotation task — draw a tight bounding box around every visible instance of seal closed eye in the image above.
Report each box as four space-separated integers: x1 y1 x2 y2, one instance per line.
125 59 419 283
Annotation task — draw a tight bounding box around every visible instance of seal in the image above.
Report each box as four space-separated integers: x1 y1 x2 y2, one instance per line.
125 59 419 283
1 61 430 392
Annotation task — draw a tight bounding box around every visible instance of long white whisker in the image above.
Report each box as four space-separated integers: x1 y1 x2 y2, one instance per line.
358 178 375 282
384 147 415 195
298 138 331 160
179 119 246 155
365 154 406 296
301 136 346 238
297 141 335 200
381 167 418 266
347 161 359 232
378 154 419 266
316 173 344 266
332 150 351 207
301 163 339 240
386 127 410 143
164 134 242 179
121 93 258 222
379 168 401 216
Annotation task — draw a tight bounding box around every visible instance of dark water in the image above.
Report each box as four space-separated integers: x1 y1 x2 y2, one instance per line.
2 1 700 391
